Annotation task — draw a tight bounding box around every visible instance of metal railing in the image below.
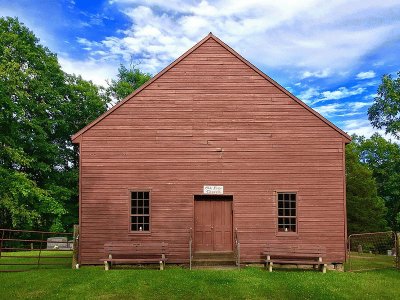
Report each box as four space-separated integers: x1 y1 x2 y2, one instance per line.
189 227 193 270
234 228 240 268
347 231 399 272
0 228 74 272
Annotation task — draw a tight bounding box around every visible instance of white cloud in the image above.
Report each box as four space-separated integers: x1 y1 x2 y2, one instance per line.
76 37 103 49
320 87 366 101
58 56 117 86
341 119 391 139
313 103 344 117
297 85 371 105
3 0 399 98
356 70 376 80
347 101 373 111
364 93 378 100
342 119 374 135
310 100 371 118
73 0 400 82
297 87 320 104
301 69 331 79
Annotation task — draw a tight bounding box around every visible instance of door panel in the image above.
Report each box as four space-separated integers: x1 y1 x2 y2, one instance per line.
194 198 232 252
213 201 233 251
194 200 213 251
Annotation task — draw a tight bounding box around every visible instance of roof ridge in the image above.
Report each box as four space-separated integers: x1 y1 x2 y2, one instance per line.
72 33 351 143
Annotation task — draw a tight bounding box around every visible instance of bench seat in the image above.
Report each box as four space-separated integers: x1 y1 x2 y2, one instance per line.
103 258 168 263
263 244 327 273
265 259 326 264
102 242 168 270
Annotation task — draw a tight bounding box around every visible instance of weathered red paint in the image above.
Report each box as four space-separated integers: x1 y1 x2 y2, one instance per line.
72 34 350 265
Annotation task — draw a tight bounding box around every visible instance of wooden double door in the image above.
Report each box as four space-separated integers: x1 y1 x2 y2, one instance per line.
194 197 233 252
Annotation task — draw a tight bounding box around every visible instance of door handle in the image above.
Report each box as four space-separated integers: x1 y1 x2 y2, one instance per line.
211 226 214 230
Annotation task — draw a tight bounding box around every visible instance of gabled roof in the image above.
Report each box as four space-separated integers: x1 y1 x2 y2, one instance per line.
71 33 351 143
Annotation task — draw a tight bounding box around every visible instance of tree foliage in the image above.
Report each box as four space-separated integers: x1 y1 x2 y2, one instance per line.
355 134 400 231
0 17 107 231
106 63 151 102
368 72 400 139
345 140 388 234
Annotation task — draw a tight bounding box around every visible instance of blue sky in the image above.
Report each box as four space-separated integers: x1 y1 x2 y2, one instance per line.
1 0 400 138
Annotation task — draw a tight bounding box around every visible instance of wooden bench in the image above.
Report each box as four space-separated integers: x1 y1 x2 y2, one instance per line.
102 242 168 270
263 244 327 273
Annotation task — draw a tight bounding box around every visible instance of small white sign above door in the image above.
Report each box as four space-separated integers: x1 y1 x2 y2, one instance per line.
203 185 224 195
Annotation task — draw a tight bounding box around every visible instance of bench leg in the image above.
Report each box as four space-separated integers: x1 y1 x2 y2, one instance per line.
320 264 327 273
159 260 164 271
104 261 110 271
162 254 166 270
268 262 273 272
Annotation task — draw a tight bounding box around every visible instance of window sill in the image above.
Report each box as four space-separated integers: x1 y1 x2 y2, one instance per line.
276 232 299 238
128 231 151 236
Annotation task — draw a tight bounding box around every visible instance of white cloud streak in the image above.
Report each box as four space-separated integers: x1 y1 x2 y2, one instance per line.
297 87 320 104
341 119 393 139
313 103 344 117
320 87 366 101
301 69 331 79
58 56 117 86
297 85 368 105
356 70 376 80
311 100 372 118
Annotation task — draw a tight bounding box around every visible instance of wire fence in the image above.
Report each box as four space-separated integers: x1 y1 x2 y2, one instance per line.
347 231 399 272
0 228 77 272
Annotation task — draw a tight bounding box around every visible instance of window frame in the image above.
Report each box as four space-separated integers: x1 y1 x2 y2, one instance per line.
128 189 152 234
275 191 298 236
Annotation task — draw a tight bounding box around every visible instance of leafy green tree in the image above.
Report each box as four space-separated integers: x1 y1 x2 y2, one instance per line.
356 134 400 231
0 17 107 231
50 74 108 229
346 140 388 234
0 17 66 230
368 72 400 138
106 63 151 101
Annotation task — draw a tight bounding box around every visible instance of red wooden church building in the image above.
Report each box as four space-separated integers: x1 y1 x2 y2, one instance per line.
72 33 351 267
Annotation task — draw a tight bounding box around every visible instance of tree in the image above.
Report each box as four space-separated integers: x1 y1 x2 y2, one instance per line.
49 74 108 229
368 72 400 139
346 140 388 234
0 17 66 230
106 63 151 102
356 134 400 231
0 17 107 231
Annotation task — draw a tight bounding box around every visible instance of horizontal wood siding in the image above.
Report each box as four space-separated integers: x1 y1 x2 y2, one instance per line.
78 38 346 264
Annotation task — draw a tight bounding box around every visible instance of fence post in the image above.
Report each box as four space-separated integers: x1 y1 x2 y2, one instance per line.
396 232 399 269
72 225 79 269
37 232 44 269
0 229 4 259
348 234 352 272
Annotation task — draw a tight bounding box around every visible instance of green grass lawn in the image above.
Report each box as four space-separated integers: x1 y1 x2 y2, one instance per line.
1 264 399 299
1 251 399 299
0 250 72 271
345 252 396 271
